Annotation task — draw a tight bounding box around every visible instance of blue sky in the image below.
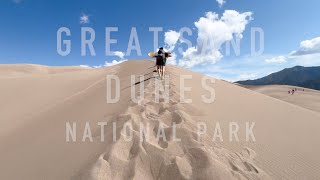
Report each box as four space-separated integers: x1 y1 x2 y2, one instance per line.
1 0 320 81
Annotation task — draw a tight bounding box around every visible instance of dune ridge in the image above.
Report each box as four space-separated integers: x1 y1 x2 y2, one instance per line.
0 64 91 78
0 60 320 180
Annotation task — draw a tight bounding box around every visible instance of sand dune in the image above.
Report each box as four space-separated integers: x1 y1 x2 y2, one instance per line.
0 60 320 180
244 85 320 113
0 64 91 78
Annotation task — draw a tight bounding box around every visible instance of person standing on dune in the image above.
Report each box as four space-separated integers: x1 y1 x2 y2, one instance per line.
154 47 170 80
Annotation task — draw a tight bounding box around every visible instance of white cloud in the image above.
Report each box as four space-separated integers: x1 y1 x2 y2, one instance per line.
80 14 90 24
216 0 225 7
266 36 320 66
288 54 320 67
93 65 103 68
290 37 320 56
112 51 125 59
164 30 181 51
179 10 253 68
104 59 127 67
179 46 223 68
265 56 287 63
167 53 177 65
81 59 128 68
79 65 92 68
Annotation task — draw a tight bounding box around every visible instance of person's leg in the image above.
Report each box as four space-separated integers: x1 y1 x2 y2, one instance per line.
159 66 162 79
161 66 165 79
157 65 161 77
159 66 163 79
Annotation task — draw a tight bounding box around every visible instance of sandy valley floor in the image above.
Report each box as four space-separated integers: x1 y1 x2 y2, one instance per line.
244 85 320 113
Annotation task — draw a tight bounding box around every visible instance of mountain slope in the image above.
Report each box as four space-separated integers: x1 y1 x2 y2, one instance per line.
236 66 320 90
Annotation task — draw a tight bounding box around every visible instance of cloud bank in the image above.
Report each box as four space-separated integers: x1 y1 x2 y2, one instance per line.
290 37 320 56
179 10 253 68
266 36 320 64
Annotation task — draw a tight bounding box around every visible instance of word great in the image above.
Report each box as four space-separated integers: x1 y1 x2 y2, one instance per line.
56 27 264 57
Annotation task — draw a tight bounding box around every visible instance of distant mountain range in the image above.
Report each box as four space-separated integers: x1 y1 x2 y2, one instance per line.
236 66 320 90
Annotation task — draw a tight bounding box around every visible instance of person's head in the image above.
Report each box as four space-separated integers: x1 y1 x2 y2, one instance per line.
158 47 164 54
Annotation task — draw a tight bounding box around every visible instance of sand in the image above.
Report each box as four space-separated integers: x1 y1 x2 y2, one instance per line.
0 60 320 180
243 85 320 113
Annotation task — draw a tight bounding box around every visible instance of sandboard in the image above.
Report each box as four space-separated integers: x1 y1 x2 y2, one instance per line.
148 52 156 57
148 52 172 58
